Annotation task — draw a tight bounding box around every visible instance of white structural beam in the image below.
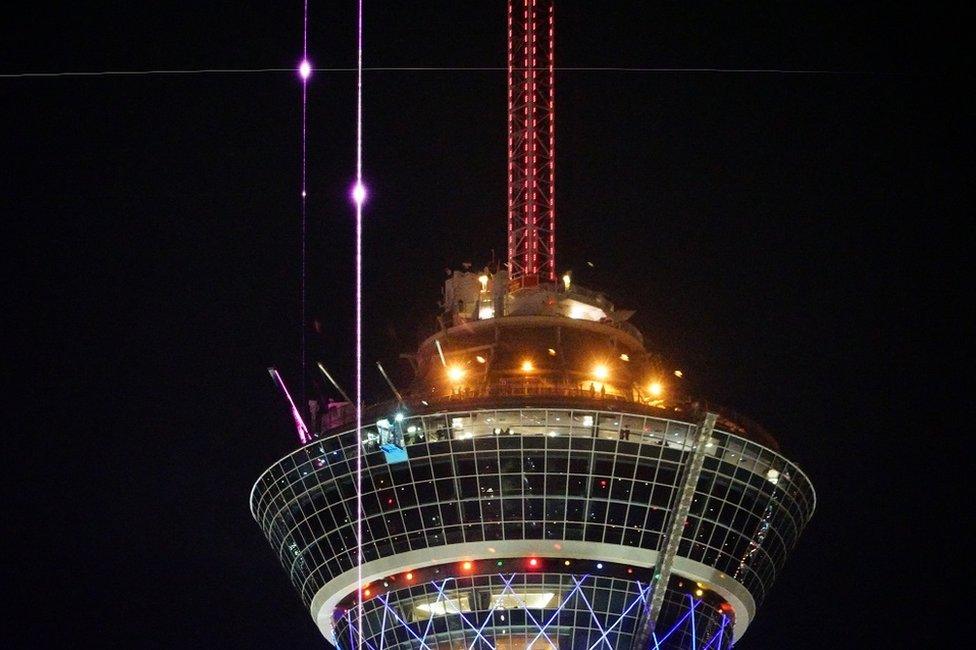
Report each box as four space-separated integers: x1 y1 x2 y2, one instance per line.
635 411 718 648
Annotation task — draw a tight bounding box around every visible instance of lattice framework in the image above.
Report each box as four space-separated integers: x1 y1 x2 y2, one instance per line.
337 573 732 650
507 0 556 287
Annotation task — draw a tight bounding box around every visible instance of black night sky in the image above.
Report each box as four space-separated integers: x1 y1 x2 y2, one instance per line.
4 2 968 647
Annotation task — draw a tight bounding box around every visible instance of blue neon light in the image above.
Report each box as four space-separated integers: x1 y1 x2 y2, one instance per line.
338 574 732 650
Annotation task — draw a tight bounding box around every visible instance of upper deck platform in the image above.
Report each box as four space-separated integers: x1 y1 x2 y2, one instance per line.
317 381 779 451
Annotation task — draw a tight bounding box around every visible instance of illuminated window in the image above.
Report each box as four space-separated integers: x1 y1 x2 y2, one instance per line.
489 592 557 610
411 594 472 621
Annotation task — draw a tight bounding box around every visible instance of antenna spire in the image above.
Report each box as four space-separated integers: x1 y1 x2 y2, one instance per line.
507 0 556 289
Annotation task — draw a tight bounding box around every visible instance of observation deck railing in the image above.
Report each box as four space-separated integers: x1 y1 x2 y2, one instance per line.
317 380 777 450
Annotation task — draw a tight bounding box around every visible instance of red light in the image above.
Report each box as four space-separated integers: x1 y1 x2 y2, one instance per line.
507 0 556 283
462 561 473 571
528 558 539 568
363 589 371 597
405 572 414 580
387 498 394 505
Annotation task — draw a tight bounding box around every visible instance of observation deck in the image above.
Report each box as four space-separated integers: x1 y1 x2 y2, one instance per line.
252 403 814 646
251 270 815 648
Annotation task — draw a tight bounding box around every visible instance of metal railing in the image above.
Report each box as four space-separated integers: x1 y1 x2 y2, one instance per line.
314 378 778 450
317 380 666 434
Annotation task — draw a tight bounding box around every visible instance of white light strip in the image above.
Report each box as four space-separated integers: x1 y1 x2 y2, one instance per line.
354 1 365 648
435 339 447 367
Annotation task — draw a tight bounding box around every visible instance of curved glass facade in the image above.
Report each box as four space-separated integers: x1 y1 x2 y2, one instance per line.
251 407 815 615
334 571 733 649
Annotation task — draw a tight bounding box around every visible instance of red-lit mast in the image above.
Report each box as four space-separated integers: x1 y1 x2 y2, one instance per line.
507 0 556 289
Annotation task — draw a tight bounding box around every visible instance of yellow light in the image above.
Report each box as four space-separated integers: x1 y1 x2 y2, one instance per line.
476 355 486 364
547 348 557 356
562 273 571 290
593 364 609 381
619 353 630 361
674 370 683 378
695 589 704 597
478 274 489 291
447 365 465 382
521 360 534 372
648 381 664 397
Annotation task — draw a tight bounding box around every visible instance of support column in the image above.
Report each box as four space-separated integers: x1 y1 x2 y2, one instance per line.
634 411 718 648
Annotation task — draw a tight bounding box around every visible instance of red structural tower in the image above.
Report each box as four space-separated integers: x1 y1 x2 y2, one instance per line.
507 0 556 289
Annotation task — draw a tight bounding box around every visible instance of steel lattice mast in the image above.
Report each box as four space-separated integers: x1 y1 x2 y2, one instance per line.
507 0 556 289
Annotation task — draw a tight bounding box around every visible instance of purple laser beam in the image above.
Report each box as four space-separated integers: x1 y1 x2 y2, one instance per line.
298 0 311 444
268 368 310 444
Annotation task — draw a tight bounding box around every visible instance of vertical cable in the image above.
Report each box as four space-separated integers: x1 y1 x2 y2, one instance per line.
299 1 311 432
353 1 366 648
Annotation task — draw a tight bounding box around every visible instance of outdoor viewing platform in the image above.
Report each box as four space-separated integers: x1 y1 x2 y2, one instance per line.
316 380 779 451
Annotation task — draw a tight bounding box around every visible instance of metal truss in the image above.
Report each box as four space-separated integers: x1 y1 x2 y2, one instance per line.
338 574 731 650
507 0 556 286
637 412 719 647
